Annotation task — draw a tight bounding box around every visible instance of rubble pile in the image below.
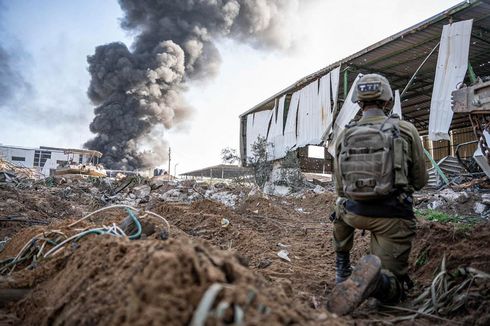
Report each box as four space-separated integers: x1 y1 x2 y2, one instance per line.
0 174 488 325
415 186 490 219
0 158 42 185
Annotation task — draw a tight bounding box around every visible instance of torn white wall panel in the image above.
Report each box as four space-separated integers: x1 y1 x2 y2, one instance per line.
297 80 324 148
319 73 332 134
283 91 300 151
429 19 473 141
392 89 402 119
330 66 341 113
327 74 363 156
246 109 273 160
267 96 287 161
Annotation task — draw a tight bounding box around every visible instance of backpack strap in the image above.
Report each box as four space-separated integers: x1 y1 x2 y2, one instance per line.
345 119 358 129
379 114 401 138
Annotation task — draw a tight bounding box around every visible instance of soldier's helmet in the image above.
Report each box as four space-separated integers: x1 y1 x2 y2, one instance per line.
351 73 393 103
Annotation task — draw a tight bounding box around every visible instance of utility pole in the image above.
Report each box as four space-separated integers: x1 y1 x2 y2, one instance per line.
168 147 171 180
174 163 179 178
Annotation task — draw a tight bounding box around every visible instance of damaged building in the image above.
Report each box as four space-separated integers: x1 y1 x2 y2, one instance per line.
239 0 490 187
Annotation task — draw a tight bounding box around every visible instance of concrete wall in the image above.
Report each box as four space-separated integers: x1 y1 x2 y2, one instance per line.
0 146 35 167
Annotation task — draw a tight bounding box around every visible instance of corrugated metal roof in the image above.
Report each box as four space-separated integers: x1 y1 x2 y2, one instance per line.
240 0 490 134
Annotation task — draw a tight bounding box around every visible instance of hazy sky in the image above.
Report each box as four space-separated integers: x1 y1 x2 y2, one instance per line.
0 0 461 174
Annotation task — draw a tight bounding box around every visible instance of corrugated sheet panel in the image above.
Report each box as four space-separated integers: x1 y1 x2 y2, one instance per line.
297 79 322 148
267 96 286 161
428 19 473 140
327 74 362 156
431 140 451 161
319 72 332 133
246 110 272 161
284 91 300 150
450 127 477 158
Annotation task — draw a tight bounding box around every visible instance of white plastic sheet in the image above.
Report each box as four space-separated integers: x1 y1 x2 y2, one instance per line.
267 96 286 161
392 89 402 119
429 19 473 141
246 109 273 160
327 74 363 156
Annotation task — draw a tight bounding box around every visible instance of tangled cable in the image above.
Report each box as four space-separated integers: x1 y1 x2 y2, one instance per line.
380 254 490 324
0 205 170 275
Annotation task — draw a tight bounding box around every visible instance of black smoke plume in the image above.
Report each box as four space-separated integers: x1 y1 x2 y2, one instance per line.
85 0 299 170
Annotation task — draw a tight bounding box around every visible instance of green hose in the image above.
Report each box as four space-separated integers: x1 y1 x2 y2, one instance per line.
126 209 142 239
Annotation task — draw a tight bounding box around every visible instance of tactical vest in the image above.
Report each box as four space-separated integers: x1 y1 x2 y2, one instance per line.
339 115 409 201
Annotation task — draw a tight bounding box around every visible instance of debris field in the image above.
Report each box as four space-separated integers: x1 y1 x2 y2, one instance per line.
0 175 489 325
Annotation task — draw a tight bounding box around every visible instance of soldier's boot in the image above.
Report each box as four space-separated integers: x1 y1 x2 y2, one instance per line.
326 255 382 316
335 251 352 284
371 271 403 304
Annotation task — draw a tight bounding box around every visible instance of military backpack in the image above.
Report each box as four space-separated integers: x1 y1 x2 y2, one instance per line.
338 114 409 201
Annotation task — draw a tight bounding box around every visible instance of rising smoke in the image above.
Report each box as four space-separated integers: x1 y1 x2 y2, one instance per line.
0 2 30 108
85 0 300 170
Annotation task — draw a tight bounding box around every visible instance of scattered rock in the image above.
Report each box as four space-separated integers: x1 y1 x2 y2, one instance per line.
208 191 237 207
427 199 445 210
474 202 487 215
132 185 151 199
313 185 326 194
481 194 490 205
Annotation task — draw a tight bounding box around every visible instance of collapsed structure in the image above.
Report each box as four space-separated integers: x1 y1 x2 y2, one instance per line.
239 0 490 183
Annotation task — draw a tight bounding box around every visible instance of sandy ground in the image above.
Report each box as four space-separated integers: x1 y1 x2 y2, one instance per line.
0 179 489 325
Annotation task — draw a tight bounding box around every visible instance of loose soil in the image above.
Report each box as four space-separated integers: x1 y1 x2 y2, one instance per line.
0 182 489 325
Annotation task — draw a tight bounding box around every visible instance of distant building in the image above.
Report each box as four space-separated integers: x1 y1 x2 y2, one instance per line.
0 144 101 177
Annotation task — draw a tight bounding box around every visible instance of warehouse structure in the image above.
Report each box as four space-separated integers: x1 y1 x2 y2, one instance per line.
239 0 490 173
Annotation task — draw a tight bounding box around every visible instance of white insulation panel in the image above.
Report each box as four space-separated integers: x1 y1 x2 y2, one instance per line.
429 19 473 141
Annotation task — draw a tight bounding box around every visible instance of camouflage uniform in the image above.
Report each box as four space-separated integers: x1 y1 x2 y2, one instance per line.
333 109 428 299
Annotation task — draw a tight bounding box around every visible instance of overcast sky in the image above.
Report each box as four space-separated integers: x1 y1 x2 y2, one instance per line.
0 0 461 174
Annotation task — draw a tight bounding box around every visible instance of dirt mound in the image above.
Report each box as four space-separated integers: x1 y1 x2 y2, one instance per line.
150 194 370 310
12 236 343 326
411 221 490 284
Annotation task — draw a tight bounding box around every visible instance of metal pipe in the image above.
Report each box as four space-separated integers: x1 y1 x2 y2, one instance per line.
401 42 440 99
423 148 449 185
455 140 479 173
